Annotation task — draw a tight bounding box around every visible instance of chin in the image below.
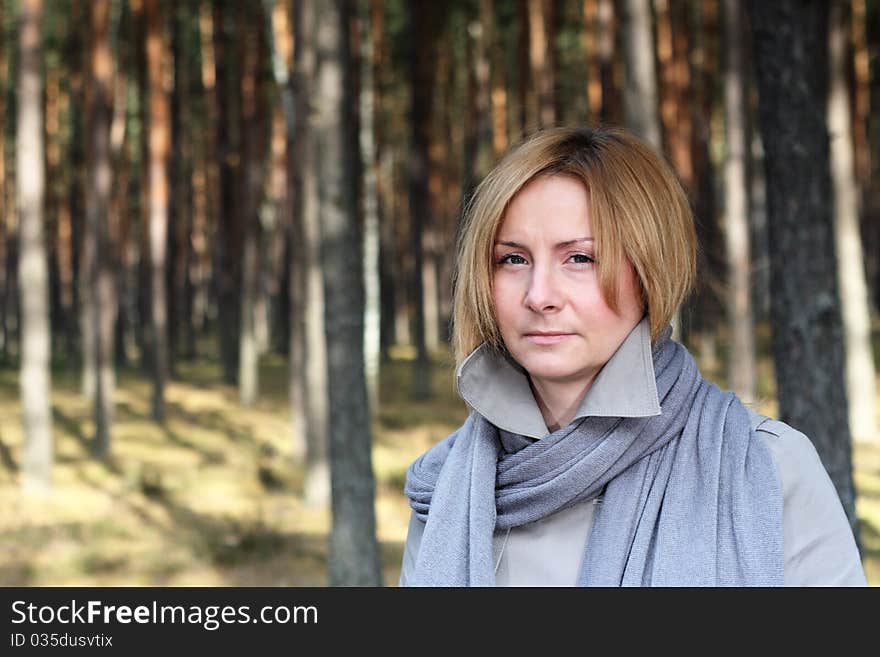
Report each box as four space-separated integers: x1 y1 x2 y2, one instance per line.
515 355 586 383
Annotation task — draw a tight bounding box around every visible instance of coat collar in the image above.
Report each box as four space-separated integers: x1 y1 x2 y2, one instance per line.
455 316 661 439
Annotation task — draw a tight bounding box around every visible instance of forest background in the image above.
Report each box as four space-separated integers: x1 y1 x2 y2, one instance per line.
1 0 879 586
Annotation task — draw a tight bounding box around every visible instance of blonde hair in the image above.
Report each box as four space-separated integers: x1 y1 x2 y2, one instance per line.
452 126 696 366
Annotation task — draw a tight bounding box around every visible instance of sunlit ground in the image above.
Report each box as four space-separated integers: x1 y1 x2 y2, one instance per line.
0 328 878 586
0 344 466 586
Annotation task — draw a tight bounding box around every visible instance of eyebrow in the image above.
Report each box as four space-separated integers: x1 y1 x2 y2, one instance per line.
494 237 594 249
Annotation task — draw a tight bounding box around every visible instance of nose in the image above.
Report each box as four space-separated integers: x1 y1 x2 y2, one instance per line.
523 261 563 313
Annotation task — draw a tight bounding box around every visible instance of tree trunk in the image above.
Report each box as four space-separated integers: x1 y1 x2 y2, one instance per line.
516 0 530 134
197 1 220 352
264 0 298 440
597 0 618 124
265 0 294 358
45 53 62 360
850 0 870 192
372 0 396 359
270 0 304 457
462 0 492 204
86 0 116 456
17 0 53 493
213 0 243 386
145 0 170 421
686 0 723 364
238 2 265 407
583 0 601 122
433 28 456 347
489 0 508 159
169 3 194 375
747 0 860 540
527 0 555 128
722 0 755 402
315 0 382 587
408 0 433 400
0 0 7 360
110 16 133 371
80 70 97 403
620 0 662 147
653 0 693 190
863 0 880 311
134 0 151 375
262 106 286 358
76 0 96 394
295 0 330 506
828 0 876 442
361 0 380 415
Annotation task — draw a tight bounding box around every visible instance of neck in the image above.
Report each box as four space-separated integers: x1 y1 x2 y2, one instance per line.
528 374 597 432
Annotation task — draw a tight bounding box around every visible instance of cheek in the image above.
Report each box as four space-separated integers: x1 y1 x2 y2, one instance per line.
569 282 631 328
491 277 519 332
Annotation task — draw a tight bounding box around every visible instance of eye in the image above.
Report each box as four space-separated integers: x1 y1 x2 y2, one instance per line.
568 253 595 265
498 253 528 265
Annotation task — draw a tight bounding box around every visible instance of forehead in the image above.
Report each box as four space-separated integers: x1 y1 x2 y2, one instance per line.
497 175 591 240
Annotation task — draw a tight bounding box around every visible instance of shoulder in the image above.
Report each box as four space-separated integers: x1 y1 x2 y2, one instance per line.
745 407 840 508
745 408 867 586
745 408 826 486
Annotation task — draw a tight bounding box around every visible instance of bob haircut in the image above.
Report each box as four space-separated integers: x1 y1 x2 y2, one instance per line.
452 125 697 366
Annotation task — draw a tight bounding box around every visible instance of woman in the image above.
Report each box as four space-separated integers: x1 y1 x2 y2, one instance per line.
400 126 866 586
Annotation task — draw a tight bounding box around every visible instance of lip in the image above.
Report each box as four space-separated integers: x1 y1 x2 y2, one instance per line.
523 332 575 345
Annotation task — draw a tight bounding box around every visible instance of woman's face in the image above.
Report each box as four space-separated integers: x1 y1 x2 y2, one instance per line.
491 175 644 391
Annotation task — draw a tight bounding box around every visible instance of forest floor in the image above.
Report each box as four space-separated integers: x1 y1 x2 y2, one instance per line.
0 335 878 587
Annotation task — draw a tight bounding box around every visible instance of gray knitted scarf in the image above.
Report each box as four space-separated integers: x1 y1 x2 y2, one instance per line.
404 328 784 586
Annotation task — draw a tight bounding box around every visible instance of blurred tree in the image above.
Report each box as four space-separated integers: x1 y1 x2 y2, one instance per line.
656 0 693 189
851 0 870 193
555 0 586 125
408 0 433 399
238 1 267 407
214 0 243 386
0 0 8 360
169 0 195 375
866 0 880 311
747 0 860 539
279 0 306 460
44 13 66 363
110 0 135 370
86 0 117 455
373 0 398 361
527 0 555 127
197 1 221 355
315 0 382 586
70 2 88 373
265 0 294 359
582 0 615 123
293 0 330 506
134 0 152 376
432 10 458 347
361 0 381 414
490 0 508 157
80 6 97 402
685 0 724 370
517 0 530 133
370 0 397 361
620 0 661 147
828 0 876 442
722 0 755 402
145 0 170 421
462 0 492 205
17 0 53 492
